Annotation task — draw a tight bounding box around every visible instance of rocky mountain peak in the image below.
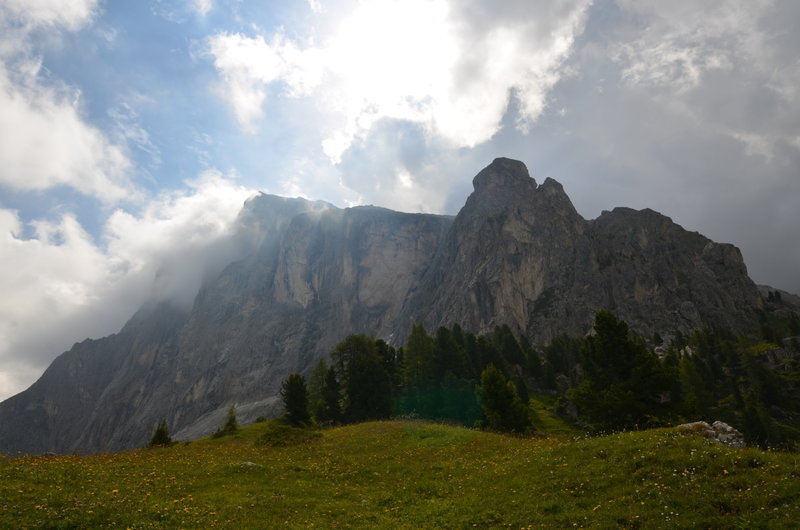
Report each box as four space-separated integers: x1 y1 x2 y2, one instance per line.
464 159 578 223
471 157 537 197
538 176 566 196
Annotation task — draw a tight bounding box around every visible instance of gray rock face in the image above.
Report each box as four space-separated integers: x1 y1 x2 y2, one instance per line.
0 158 763 454
404 158 759 343
677 420 747 448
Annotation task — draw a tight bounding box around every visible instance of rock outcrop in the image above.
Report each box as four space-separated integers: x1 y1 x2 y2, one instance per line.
403 158 759 343
0 158 764 454
677 421 747 448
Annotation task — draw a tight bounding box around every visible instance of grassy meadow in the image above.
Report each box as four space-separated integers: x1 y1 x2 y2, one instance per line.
1 420 799 528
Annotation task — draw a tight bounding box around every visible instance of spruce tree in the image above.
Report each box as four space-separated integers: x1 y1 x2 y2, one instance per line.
569 311 673 431
148 419 172 447
281 373 311 426
213 404 240 437
318 366 342 425
477 364 531 433
331 334 393 422
307 358 329 421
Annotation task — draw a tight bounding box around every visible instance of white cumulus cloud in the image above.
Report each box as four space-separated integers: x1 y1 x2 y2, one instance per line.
207 0 592 161
0 0 137 204
0 0 98 31
0 172 253 401
0 61 135 202
207 31 324 132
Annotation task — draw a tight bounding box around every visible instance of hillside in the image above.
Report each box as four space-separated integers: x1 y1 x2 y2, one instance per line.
1 421 798 528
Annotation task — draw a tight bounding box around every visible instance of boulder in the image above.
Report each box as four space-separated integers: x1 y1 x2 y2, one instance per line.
676 420 746 448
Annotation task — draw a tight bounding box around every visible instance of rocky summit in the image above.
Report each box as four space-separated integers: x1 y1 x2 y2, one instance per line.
0 158 764 454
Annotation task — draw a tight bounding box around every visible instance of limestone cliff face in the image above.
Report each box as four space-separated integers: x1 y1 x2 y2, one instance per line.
0 302 188 454
401 158 591 341
160 204 451 444
584 207 759 337
0 194 452 454
403 158 760 342
0 158 763 454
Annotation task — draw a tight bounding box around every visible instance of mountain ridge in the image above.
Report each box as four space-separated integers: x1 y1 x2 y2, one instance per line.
0 158 768 454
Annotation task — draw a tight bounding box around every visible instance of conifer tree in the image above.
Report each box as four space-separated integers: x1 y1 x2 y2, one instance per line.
678 356 711 417
477 364 531 433
403 324 437 388
569 311 673 431
213 404 240 437
331 334 393 422
281 373 311 426
308 357 329 421
148 419 172 447
318 366 343 425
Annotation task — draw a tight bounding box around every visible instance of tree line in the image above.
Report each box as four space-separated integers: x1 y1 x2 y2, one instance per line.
279 309 800 448
152 307 800 448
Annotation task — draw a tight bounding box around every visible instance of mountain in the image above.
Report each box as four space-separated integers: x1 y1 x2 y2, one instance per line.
0 158 765 454
406 158 760 342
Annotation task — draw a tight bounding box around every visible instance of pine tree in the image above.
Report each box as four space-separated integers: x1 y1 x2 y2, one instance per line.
148 419 172 447
403 324 437 389
569 311 673 431
317 366 342 425
307 357 329 421
678 356 711 417
477 364 531 433
281 373 311 426
213 404 240 438
331 334 393 422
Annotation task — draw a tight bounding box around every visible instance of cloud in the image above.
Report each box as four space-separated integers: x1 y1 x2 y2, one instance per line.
0 0 98 31
0 172 253 401
0 61 135 202
545 0 800 294
0 0 138 204
193 0 214 17
207 0 592 160
207 31 324 132
103 170 253 308
108 101 162 170
609 0 799 151
307 0 323 14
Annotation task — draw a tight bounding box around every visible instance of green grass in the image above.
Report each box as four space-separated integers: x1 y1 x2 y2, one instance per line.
529 393 580 437
1 420 799 528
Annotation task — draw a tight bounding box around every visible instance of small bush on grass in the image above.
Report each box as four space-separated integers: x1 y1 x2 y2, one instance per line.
255 420 322 447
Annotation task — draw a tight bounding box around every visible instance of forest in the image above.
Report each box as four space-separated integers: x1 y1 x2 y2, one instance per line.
285 309 800 449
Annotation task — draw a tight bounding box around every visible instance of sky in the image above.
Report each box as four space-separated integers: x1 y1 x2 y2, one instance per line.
1 0 798 401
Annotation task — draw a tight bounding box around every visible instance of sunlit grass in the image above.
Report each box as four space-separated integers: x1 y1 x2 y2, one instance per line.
1 420 798 528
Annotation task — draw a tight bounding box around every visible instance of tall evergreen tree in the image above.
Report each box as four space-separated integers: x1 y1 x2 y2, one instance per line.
493 325 525 366
400 324 439 416
403 323 437 388
477 364 531 434
148 419 172 447
331 334 393 422
317 366 343 425
375 339 401 393
281 373 311 426
307 357 329 422
435 326 467 380
678 356 711 418
569 311 673 431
